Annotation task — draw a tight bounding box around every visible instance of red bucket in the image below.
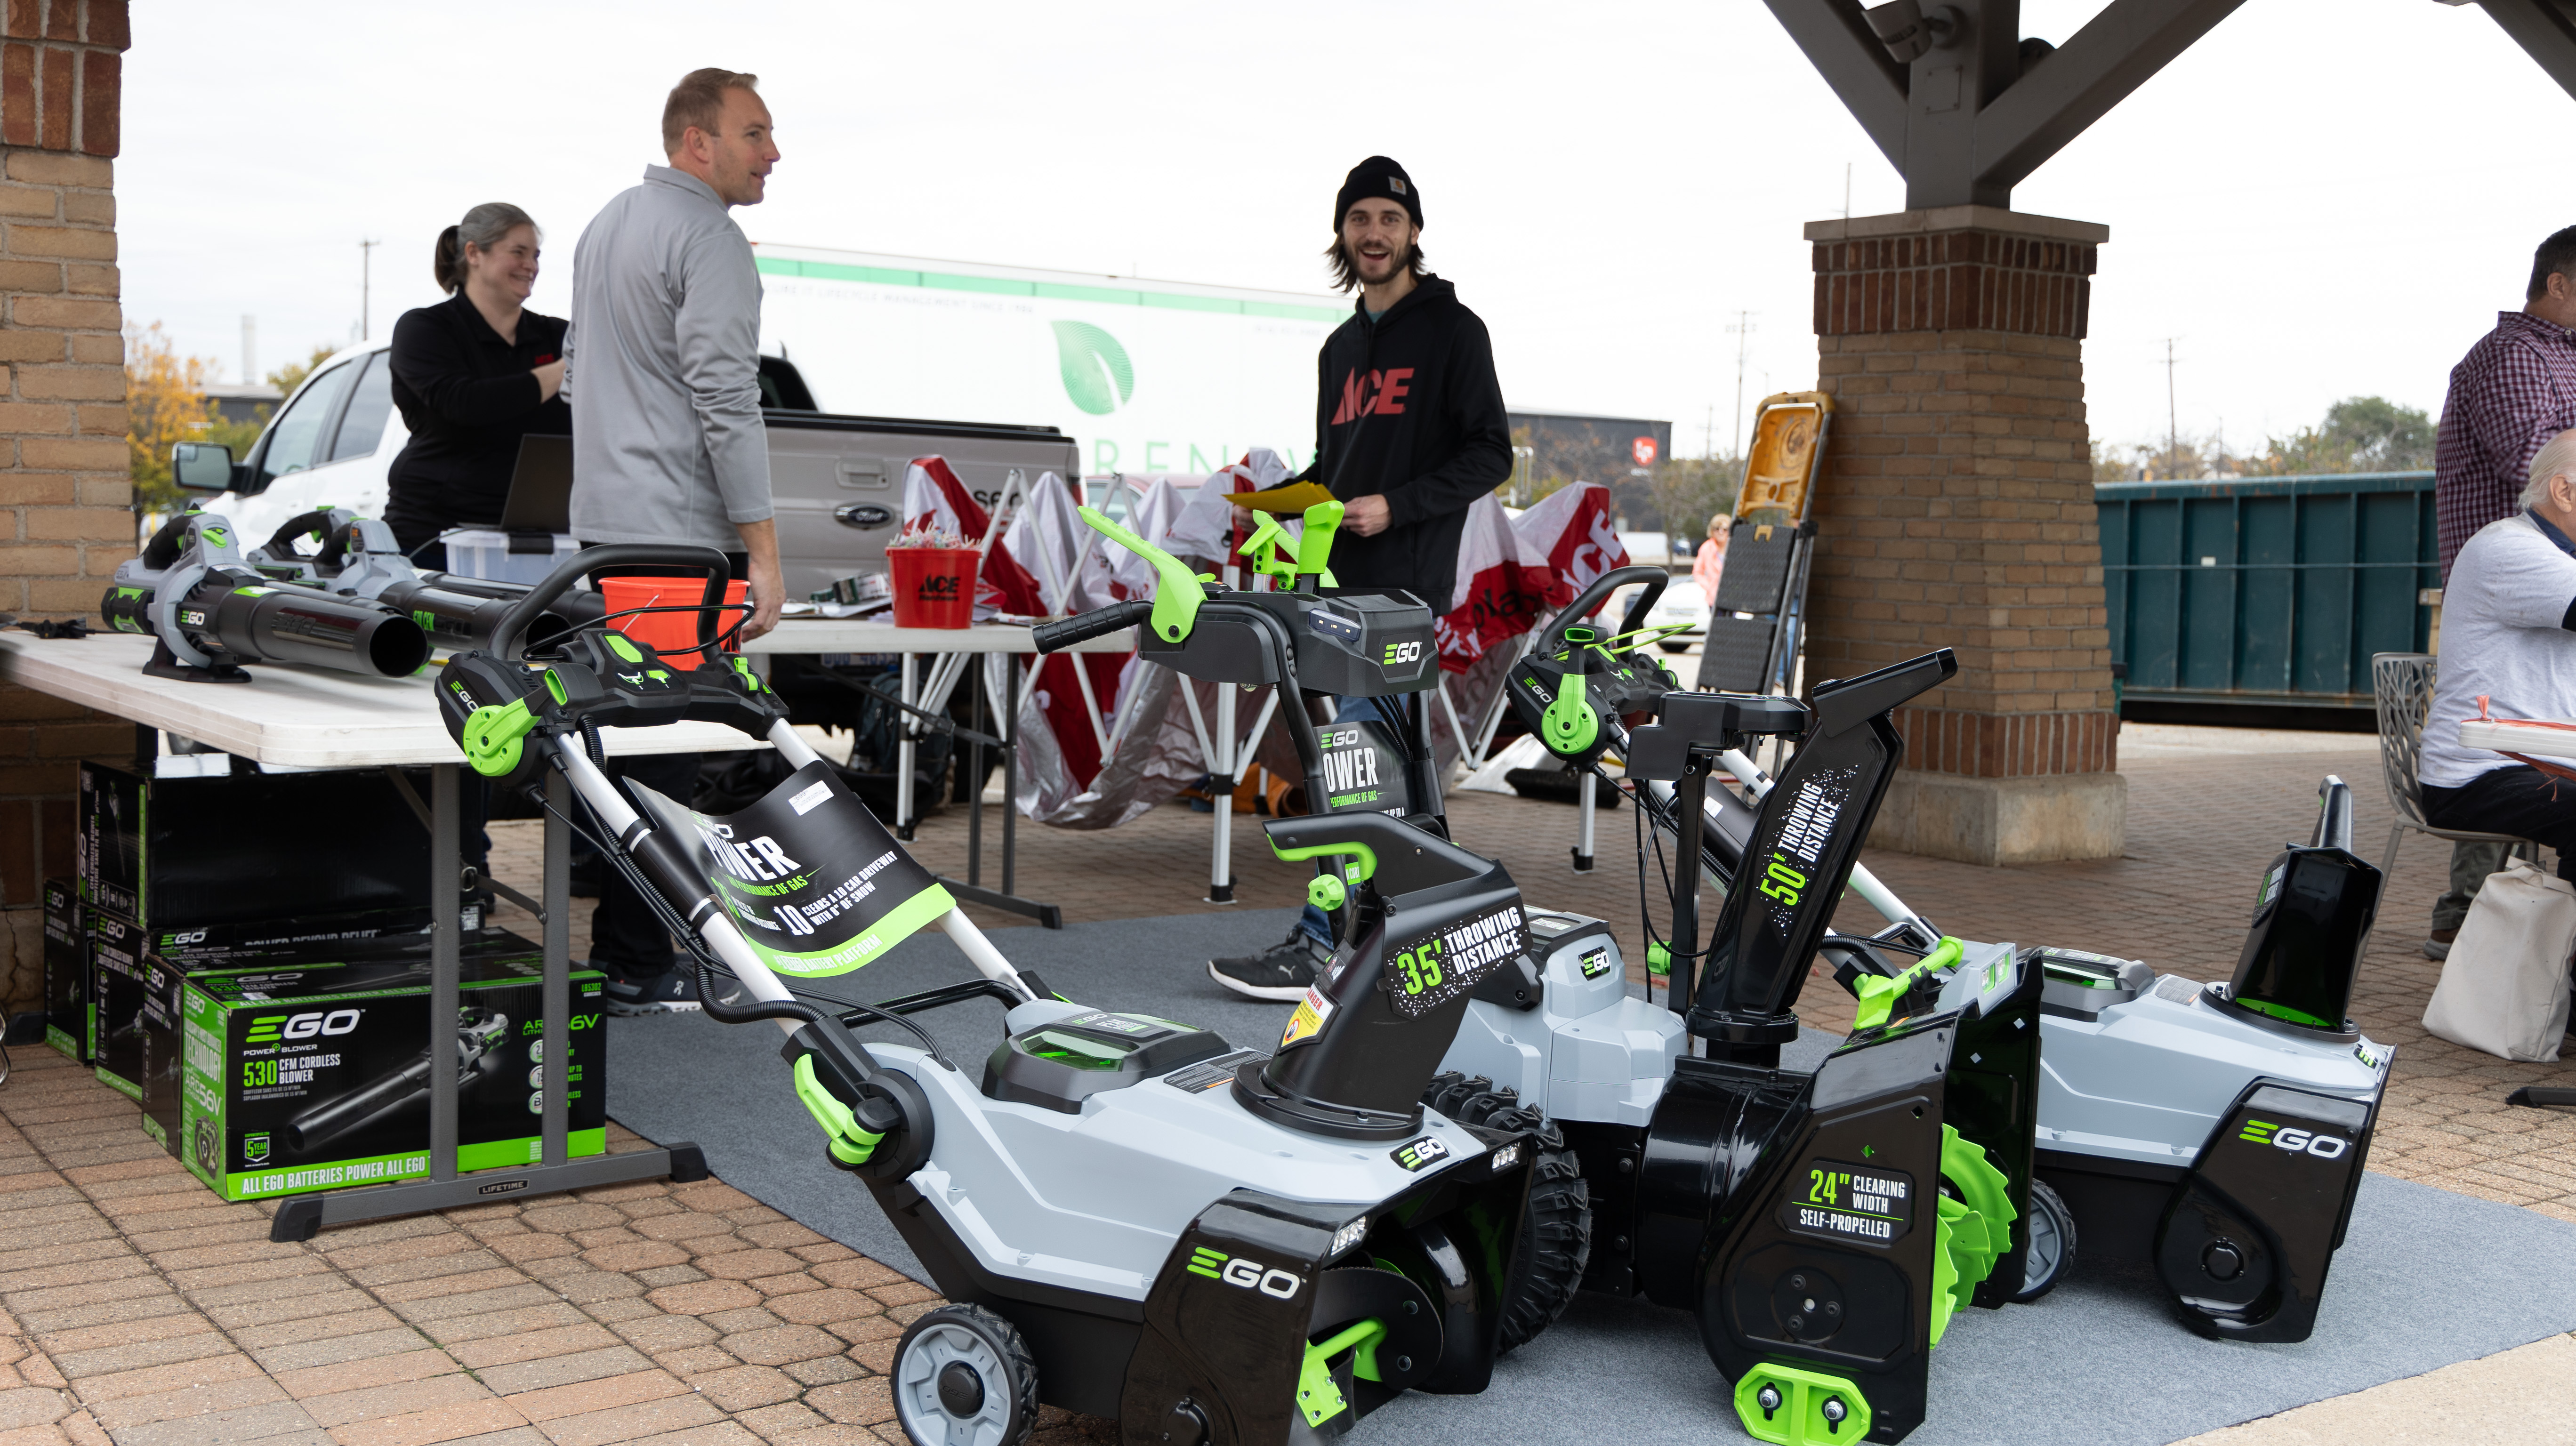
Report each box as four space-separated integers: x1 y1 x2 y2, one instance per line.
598 577 749 667
887 547 980 628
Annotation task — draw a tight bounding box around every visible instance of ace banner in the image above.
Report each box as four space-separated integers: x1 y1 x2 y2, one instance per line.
630 761 954 979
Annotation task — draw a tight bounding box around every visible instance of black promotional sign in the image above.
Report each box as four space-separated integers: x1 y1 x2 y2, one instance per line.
630 761 954 979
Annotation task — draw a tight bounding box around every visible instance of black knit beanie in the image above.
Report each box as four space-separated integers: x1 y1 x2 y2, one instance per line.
1334 156 1421 231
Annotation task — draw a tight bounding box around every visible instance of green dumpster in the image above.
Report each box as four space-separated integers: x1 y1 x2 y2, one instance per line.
2095 471 2436 723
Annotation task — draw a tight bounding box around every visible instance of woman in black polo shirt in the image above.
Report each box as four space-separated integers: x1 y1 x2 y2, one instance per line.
383 202 571 567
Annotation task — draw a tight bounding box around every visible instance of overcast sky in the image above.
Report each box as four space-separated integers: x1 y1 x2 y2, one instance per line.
121 0 2572 460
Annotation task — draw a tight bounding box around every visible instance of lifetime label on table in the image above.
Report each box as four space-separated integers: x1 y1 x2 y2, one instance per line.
1779 1159 1915 1246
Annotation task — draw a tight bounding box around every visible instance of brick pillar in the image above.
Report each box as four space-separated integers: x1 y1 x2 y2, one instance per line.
1805 205 2124 865
0 0 127 1023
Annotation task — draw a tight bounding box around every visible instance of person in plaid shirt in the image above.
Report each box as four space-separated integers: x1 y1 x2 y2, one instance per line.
2421 225 2576 959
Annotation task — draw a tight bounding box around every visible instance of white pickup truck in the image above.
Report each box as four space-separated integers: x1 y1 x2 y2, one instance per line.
194 339 1080 597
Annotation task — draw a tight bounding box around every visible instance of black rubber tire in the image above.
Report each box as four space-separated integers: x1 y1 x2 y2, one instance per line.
2012 1178 2078 1303
892 1303 1038 1446
1422 1072 1593 1352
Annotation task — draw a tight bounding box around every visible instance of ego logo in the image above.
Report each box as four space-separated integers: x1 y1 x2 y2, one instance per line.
2238 1119 2349 1160
1391 1135 1450 1172
160 930 208 948
1381 640 1423 666
245 1010 361 1046
1184 1245 1302 1298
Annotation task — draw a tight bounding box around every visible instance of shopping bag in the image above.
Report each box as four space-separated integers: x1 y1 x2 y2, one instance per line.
2423 860 2576 1061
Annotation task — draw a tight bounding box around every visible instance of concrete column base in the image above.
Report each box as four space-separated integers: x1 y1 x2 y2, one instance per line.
1868 771 2127 866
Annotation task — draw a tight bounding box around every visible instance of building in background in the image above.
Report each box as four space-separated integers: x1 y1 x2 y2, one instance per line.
201 381 278 426
1508 410 1673 525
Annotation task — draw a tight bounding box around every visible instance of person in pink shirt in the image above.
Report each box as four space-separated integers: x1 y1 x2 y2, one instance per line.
1692 511 1731 600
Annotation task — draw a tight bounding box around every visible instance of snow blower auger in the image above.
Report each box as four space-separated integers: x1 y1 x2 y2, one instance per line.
440 542 1542 1446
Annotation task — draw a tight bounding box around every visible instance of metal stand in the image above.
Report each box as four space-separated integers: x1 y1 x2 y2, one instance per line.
1571 771 1597 872
941 652 1061 928
270 761 706 1242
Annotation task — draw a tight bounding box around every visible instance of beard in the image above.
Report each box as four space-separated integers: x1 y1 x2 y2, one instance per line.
1339 236 1416 286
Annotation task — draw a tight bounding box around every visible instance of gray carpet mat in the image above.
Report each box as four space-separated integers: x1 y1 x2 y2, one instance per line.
606 910 2576 1444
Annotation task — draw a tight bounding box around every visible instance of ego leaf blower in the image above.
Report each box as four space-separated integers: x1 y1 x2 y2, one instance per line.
102 509 429 683
246 507 603 653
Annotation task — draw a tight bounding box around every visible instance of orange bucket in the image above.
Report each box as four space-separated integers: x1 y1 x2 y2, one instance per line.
597 577 748 667
887 547 980 628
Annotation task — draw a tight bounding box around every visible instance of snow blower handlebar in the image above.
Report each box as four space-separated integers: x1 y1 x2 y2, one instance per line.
487 543 733 661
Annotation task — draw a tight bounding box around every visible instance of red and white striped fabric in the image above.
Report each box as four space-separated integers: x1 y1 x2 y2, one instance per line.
1434 482 1628 673
899 456 1045 617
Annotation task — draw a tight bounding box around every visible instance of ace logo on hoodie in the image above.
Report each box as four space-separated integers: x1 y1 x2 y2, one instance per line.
1331 367 1416 426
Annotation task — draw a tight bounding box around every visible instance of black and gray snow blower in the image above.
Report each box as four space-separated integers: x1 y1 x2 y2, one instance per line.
437 536 1549 1446
101 508 430 682
1444 565 2391 1357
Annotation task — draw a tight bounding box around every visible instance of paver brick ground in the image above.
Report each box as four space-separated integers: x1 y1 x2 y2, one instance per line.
7 723 2573 1445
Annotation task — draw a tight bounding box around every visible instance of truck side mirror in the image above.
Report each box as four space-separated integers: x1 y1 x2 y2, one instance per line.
171 442 235 492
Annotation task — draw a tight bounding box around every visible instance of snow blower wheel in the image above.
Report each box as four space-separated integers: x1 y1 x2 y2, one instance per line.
2011 1179 2077 1303
1421 1071 1593 1351
894 1304 1038 1446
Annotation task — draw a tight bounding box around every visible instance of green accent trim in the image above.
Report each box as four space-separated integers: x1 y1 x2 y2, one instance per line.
792 1055 883 1166
542 669 568 705
456 1129 607 1173
1646 942 1671 976
1306 874 1347 911
43 1024 76 1058
605 633 644 663
2233 996 2337 1029
755 255 1349 324
1187 1245 1227 1279
1297 1318 1387 1427
1245 500 1346 586
1267 838 1377 883
93 1064 141 1101
1732 1363 1872 1446
1075 505 1204 643
1540 671 1599 756
1852 936 1965 1031
733 883 956 978
460 699 536 780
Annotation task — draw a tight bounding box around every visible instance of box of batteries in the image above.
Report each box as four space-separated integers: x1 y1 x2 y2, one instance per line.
173 951 607 1201
139 926 540 1157
77 760 434 929
40 878 81 1062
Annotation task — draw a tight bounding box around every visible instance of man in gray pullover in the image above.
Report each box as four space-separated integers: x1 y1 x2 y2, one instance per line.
563 67 783 1013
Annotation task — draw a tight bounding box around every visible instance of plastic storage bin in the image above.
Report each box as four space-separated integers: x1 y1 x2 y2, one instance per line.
440 529 580 587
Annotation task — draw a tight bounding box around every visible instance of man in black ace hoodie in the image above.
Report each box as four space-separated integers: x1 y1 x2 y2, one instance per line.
1209 155 1514 1001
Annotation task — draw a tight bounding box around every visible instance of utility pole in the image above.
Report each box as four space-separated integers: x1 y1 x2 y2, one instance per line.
2162 337 2181 472
1726 312 1757 468
359 239 380 340
1703 403 1715 460
241 315 255 386
1843 162 1852 220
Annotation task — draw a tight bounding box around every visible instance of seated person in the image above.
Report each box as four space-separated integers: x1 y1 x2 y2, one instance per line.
2420 427 2576 870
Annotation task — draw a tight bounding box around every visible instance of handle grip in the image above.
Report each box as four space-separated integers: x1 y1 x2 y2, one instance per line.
140 510 199 572
1544 564 1669 651
261 510 345 566
1032 599 1149 653
2312 775 2355 853
491 543 730 661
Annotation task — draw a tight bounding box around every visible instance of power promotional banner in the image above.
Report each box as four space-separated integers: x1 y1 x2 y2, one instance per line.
630 762 953 979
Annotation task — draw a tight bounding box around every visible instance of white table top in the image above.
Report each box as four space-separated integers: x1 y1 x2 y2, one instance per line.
2461 717 2576 762
743 618 1133 655
0 633 761 770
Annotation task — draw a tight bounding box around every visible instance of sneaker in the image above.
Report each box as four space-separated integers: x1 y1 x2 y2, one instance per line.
603 969 700 1016
2424 928 2459 961
1209 926 1330 1001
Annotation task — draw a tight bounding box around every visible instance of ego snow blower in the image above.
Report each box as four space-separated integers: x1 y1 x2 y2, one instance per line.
438 540 1546 1446
1453 564 2390 1353
102 508 429 682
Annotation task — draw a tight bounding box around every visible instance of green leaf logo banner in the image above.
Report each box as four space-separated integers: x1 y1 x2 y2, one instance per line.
1052 321 1134 416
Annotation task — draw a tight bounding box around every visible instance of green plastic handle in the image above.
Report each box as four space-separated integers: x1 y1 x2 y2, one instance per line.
792 1055 883 1166
1852 936 1966 1031
1076 505 1205 643
1268 838 1377 884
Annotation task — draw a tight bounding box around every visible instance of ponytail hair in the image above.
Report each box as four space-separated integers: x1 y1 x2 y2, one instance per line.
434 202 540 294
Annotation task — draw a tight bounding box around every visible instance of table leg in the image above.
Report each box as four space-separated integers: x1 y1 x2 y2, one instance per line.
430 763 459 1183
897 653 918 840
542 768 569 1168
1001 654 1017 901
1573 771 1598 873
966 653 983 888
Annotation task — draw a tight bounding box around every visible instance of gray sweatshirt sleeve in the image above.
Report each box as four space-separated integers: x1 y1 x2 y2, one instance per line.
676 231 772 525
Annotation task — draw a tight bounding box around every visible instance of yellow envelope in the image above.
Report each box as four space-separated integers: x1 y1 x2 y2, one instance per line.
1233 482 1340 514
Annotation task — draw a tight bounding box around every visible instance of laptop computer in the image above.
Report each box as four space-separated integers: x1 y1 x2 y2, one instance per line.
499 433 574 536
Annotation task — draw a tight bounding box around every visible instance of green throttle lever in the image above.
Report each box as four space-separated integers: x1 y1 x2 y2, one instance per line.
792 1055 885 1167
1075 505 1211 643
1852 936 1967 1031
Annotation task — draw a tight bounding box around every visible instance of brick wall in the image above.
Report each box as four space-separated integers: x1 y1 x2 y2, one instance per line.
0 0 124 1021
1803 208 2118 782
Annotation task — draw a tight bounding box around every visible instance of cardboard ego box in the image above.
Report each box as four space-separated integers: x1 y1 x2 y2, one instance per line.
77 759 433 929
89 910 148 1100
139 926 540 1157
41 878 81 1062
174 951 607 1201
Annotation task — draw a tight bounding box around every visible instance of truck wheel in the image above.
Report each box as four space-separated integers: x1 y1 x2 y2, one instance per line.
893 1303 1037 1446
2012 1179 2078 1303
1422 1072 1593 1352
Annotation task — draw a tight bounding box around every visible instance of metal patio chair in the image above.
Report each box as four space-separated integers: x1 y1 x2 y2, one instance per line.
2370 652 2540 875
